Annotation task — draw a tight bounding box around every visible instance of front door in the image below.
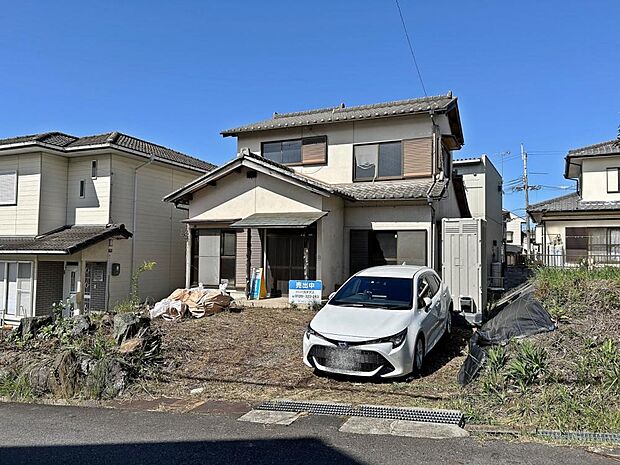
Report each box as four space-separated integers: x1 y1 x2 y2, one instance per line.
266 228 316 296
84 262 107 312
63 262 79 316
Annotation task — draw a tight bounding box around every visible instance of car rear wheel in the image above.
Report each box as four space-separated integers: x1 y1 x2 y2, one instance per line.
412 336 425 375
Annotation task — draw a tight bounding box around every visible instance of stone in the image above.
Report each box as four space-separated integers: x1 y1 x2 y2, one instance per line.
118 337 144 354
113 313 150 344
48 350 80 398
71 315 92 337
18 315 53 339
339 417 470 439
237 409 302 425
190 387 205 396
84 359 126 399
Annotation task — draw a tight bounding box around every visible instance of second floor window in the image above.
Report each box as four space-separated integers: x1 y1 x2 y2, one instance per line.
262 136 327 166
607 168 620 193
79 180 86 198
354 141 402 181
0 170 17 206
91 160 98 178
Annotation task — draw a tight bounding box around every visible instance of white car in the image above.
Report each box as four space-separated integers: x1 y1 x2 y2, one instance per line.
303 265 452 378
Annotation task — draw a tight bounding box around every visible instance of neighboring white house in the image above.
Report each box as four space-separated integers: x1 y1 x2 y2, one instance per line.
503 210 526 265
165 93 472 298
0 131 213 323
528 139 620 265
453 155 503 279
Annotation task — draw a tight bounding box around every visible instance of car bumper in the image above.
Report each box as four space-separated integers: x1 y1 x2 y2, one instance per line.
302 334 413 378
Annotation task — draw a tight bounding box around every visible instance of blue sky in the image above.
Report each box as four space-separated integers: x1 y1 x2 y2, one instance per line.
1 1 618 214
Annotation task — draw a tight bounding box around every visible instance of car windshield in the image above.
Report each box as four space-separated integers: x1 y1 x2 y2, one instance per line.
329 276 413 310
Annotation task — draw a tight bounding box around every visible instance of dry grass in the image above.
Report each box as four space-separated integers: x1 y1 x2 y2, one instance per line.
134 307 471 408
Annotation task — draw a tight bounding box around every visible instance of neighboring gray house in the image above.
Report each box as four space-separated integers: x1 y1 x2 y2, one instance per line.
453 155 503 280
165 94 471 298
0 132 214 323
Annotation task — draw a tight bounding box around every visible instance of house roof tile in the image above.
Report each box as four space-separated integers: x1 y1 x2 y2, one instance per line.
0 224 132 254
221 94 458 137
527 191 620 214
0 131 215 172
333 179 446 201
567 139 620 157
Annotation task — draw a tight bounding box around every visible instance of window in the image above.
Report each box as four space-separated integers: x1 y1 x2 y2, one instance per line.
506 231 514 243
79 180 85 198
354 141 403 181
566 227 620 264
220 230 237 287
91 160 98 178
350 230 428 274
330 276 413 309
0 261 33 317
0 170 17 206
607 168 620 193
262 136 327 166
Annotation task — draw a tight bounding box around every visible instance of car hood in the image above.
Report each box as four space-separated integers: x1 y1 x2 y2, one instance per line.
310 304 412 340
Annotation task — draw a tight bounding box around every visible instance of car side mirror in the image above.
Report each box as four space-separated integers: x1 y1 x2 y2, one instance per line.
420 296 432 311
329 292 336 301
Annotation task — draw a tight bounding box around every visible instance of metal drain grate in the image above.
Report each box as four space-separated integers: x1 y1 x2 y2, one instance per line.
255 400 465 427
537 430 620 444
356 405 465 427
256 400 355 417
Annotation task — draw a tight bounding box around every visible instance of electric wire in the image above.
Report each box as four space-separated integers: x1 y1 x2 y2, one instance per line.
394 0 427 96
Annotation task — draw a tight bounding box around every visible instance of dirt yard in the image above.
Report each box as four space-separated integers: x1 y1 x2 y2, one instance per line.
136 306 472 409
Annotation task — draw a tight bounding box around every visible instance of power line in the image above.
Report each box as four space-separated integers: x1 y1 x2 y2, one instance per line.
394 0 427 96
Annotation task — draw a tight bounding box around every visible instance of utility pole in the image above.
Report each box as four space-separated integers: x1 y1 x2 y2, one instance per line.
521 143 531 256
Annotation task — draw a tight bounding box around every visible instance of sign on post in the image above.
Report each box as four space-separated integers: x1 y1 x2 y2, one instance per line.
288 280 322 305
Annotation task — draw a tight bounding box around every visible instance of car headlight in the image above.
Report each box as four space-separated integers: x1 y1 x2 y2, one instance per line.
368 328 408 349
305 325 324 340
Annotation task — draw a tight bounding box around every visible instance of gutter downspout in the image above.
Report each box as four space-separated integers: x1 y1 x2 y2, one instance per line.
130 153 155 280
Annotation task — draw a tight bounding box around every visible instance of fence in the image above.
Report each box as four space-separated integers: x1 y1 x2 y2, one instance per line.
531 252 620 268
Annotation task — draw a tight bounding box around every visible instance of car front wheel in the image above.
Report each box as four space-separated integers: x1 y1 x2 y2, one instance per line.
412 336 425 375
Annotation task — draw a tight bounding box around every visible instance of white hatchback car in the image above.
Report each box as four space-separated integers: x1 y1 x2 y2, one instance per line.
303 265 452 378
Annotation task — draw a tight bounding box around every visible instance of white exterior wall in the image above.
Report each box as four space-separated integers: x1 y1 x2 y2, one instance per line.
0 153 41 235
39 154 68 233
454 157 503 271
506 214 525 248
66 154 111 225
235 114 440 185
581 156 620 202
109 155 200 305
188 170 324 222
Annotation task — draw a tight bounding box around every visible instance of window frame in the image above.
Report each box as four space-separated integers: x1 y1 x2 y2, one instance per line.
91 160 98 179
353 140 404 182
79 180 86 198
606 167 620 193
261 135 327 166
0 170 18 206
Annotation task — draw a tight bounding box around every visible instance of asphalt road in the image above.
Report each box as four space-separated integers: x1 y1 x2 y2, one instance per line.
0 402 613 465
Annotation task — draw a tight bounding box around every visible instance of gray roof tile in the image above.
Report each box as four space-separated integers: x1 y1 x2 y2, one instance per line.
568 140 620 157
0 131 215 172
333 179 446 201
527 192 620 213
0 224 132 254
221 94 457 136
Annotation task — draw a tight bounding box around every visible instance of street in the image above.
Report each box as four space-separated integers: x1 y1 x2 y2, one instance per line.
0 402 613 465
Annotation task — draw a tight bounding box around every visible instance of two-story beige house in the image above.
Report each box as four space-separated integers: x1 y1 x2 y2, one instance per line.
528 139 620 265
0 132 213 323
165 93 470 298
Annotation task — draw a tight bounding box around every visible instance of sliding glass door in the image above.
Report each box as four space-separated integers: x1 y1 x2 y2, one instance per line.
0 261 33 319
